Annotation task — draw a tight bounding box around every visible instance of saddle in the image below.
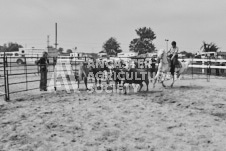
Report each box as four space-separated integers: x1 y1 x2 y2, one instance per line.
167 57 182 68
175 61 182 68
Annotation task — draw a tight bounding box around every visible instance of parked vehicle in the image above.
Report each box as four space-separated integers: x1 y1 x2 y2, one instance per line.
0 52 22 64
196 52 217 59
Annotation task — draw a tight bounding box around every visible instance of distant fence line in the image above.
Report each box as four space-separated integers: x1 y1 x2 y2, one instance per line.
0 55 226 101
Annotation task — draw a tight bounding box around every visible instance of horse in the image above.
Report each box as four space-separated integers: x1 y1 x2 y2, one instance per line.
88 59 114 89
153 49 191 88
75 60 112 90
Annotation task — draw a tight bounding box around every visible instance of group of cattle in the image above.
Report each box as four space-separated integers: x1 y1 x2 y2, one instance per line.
76 59 158 93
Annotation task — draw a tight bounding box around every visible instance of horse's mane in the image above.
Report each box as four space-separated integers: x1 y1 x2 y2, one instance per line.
157 49 168 64
157 49 166 58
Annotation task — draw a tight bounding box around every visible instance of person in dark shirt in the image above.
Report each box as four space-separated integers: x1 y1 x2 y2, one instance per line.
151 58 156 78
36 52 49 91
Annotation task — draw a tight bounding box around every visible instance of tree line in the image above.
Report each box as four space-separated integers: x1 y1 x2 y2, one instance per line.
102 27 156 55
0 27 220 56
101 27 220 56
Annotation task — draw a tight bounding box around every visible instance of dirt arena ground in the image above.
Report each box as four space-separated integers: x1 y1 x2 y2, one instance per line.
0 77 226 151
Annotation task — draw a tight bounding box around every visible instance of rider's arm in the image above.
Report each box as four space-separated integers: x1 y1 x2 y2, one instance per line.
36 58 42 65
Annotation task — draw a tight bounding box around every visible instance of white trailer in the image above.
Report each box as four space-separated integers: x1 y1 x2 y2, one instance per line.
18 48 47 64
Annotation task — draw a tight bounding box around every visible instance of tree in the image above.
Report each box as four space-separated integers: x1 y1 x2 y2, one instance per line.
48 46 54 49
0 46 4 52
102 37 122 55
66 49 73 54
58 47 64 54
200 41 219 52
0 42 23 52
129 27 156 54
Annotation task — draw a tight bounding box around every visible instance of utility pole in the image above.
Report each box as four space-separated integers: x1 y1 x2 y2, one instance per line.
53 23 58 92
47 35 50 49
54 23 58 50
165 39 169 51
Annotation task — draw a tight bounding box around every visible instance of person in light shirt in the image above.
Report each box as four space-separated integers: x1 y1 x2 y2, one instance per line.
167 41 179 75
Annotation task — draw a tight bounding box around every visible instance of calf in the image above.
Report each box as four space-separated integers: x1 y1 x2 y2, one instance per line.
112 67 128 89
90 61 111 85
123 68 149 94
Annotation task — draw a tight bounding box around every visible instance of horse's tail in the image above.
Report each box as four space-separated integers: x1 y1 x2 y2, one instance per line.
179 59 191 74
184 59 192 68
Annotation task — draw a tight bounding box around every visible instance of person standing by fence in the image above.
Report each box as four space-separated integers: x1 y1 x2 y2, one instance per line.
151 57 156 78
36 52 49 91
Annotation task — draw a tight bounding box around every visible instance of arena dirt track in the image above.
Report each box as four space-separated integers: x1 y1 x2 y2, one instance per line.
0 78 226 151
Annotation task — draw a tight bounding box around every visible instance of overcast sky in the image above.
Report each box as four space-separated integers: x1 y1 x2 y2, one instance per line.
0 0 225 53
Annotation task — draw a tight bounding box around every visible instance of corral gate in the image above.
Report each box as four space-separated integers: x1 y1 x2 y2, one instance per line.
0 55 9 101
1 54 226 102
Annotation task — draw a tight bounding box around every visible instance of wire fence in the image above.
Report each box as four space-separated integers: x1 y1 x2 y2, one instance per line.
0 55 226 101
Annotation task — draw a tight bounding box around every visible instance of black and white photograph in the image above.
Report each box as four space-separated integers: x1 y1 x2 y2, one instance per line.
0 0 226 150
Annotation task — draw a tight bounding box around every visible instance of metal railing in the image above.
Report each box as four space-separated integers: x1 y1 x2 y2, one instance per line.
0 55 225 101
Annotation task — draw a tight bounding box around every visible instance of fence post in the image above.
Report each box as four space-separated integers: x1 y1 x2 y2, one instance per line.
202 60 204 74
207 55 211 82
3 54 9 101
6 70 10 100
3 55 7 101
54 57 57 91
191 57 193 79
10 56 11 74
76 57 79 89
37 54 39 75
25 57 28 90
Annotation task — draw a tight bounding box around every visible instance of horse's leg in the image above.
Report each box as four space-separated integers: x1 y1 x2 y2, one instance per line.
161 81 165 87
97 72 102 88
161 79 166 87
78 79 80 89
115 81 118 90
170 74 175 88
107 70 112 85
84 77 88 90
145 80 149 91
153 71 161 88
177 73 181 79
95 77 97 85
94 77 98 90
161 73 166 87
139 83 143 92
151 71 155 83
98 78 101 90
171 72 181 87
153 78 157 88
123 81 127 94
106 73 110 85
99 77 101 85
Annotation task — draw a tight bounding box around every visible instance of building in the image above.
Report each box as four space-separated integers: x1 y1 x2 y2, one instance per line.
98 52 107 58
217 51 226 59
117 52 138 58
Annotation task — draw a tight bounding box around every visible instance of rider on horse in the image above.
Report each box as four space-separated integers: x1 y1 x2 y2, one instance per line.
167 41 180 75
